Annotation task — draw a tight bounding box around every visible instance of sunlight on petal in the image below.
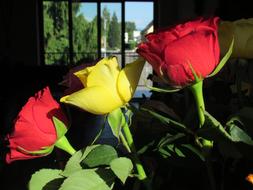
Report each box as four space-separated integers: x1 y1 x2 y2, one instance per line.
74 66 94 87
60 86 123 115
117 57 145 102
86 57 120 92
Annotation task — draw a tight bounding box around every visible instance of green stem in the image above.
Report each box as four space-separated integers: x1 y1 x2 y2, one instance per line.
189 81 213 149
189 81 215 190
120 133 131 153
55 135 76 155
122 122 147 181
189 81 205 126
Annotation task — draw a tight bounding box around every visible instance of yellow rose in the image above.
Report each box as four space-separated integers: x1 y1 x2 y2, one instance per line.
60 56 145 114
219 18 253 59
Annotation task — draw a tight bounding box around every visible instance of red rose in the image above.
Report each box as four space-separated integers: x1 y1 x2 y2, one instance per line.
5 87 68 163
137 17 220 87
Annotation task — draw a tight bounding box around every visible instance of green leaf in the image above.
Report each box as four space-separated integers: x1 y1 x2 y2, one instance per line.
197 110 233 142
158 133 185 148
157 133 205 160
198 110 253 159
228 107 253 137
140 100 181 121
43 178 65 190
200 110 253 145
59 169 115 190
53 116 68 139
226 122 253 145
158 144 186 158
110 157 133 184
158 142 205 163
181 144 205 161
141 108 191 134
81 145 118 168
137 140 155 155
107 108 124 139
29 169 63 190
174 146 185 157
124 107 133 126
62 145 99 177
145 84 180 93
208 37 234 77
159 148 171 158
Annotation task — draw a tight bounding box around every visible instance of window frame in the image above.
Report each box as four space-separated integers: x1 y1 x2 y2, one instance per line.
38 0 157 67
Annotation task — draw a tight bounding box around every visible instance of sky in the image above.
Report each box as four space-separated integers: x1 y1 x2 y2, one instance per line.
79 2 153 30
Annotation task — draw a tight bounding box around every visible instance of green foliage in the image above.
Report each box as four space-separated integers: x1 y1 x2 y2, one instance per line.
62 145 100 177
125 22 136 41
127 40 137 50
141 108 190 134
43 2 98 65
29 169 64 190
156 132 205 162
85 18 98 54
73 14 89 62
107 108 124 139
43 3 130 64
108 12 120 50
101 7 111 36
110 157 133 184
43 2 69 65
59 169 115 190
29 145 133 190
81 145 118 168
197 109 253 159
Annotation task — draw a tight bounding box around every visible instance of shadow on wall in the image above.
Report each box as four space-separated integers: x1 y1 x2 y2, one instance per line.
158 0 253 28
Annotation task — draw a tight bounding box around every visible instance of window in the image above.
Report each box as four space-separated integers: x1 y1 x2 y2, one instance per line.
43 1 69 65
101 2 122 66
125 2 154 98
73 2 98 63
40 0 156 97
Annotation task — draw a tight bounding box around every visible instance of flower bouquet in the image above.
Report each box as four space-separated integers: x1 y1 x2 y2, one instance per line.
2 16 253 190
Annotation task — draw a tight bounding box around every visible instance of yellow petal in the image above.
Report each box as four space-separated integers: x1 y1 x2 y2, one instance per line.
74 57 119 87
60 86 124 115
87 57 120 92
74 66 94 87
117 57 145 102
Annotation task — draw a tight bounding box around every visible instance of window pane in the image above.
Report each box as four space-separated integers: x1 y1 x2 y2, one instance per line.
73 3 98 64
125 2 153 98
101 3 122 66
43 1 69 65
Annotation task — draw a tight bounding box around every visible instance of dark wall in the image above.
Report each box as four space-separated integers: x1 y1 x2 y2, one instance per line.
0 0 39 66
158 0 253 28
